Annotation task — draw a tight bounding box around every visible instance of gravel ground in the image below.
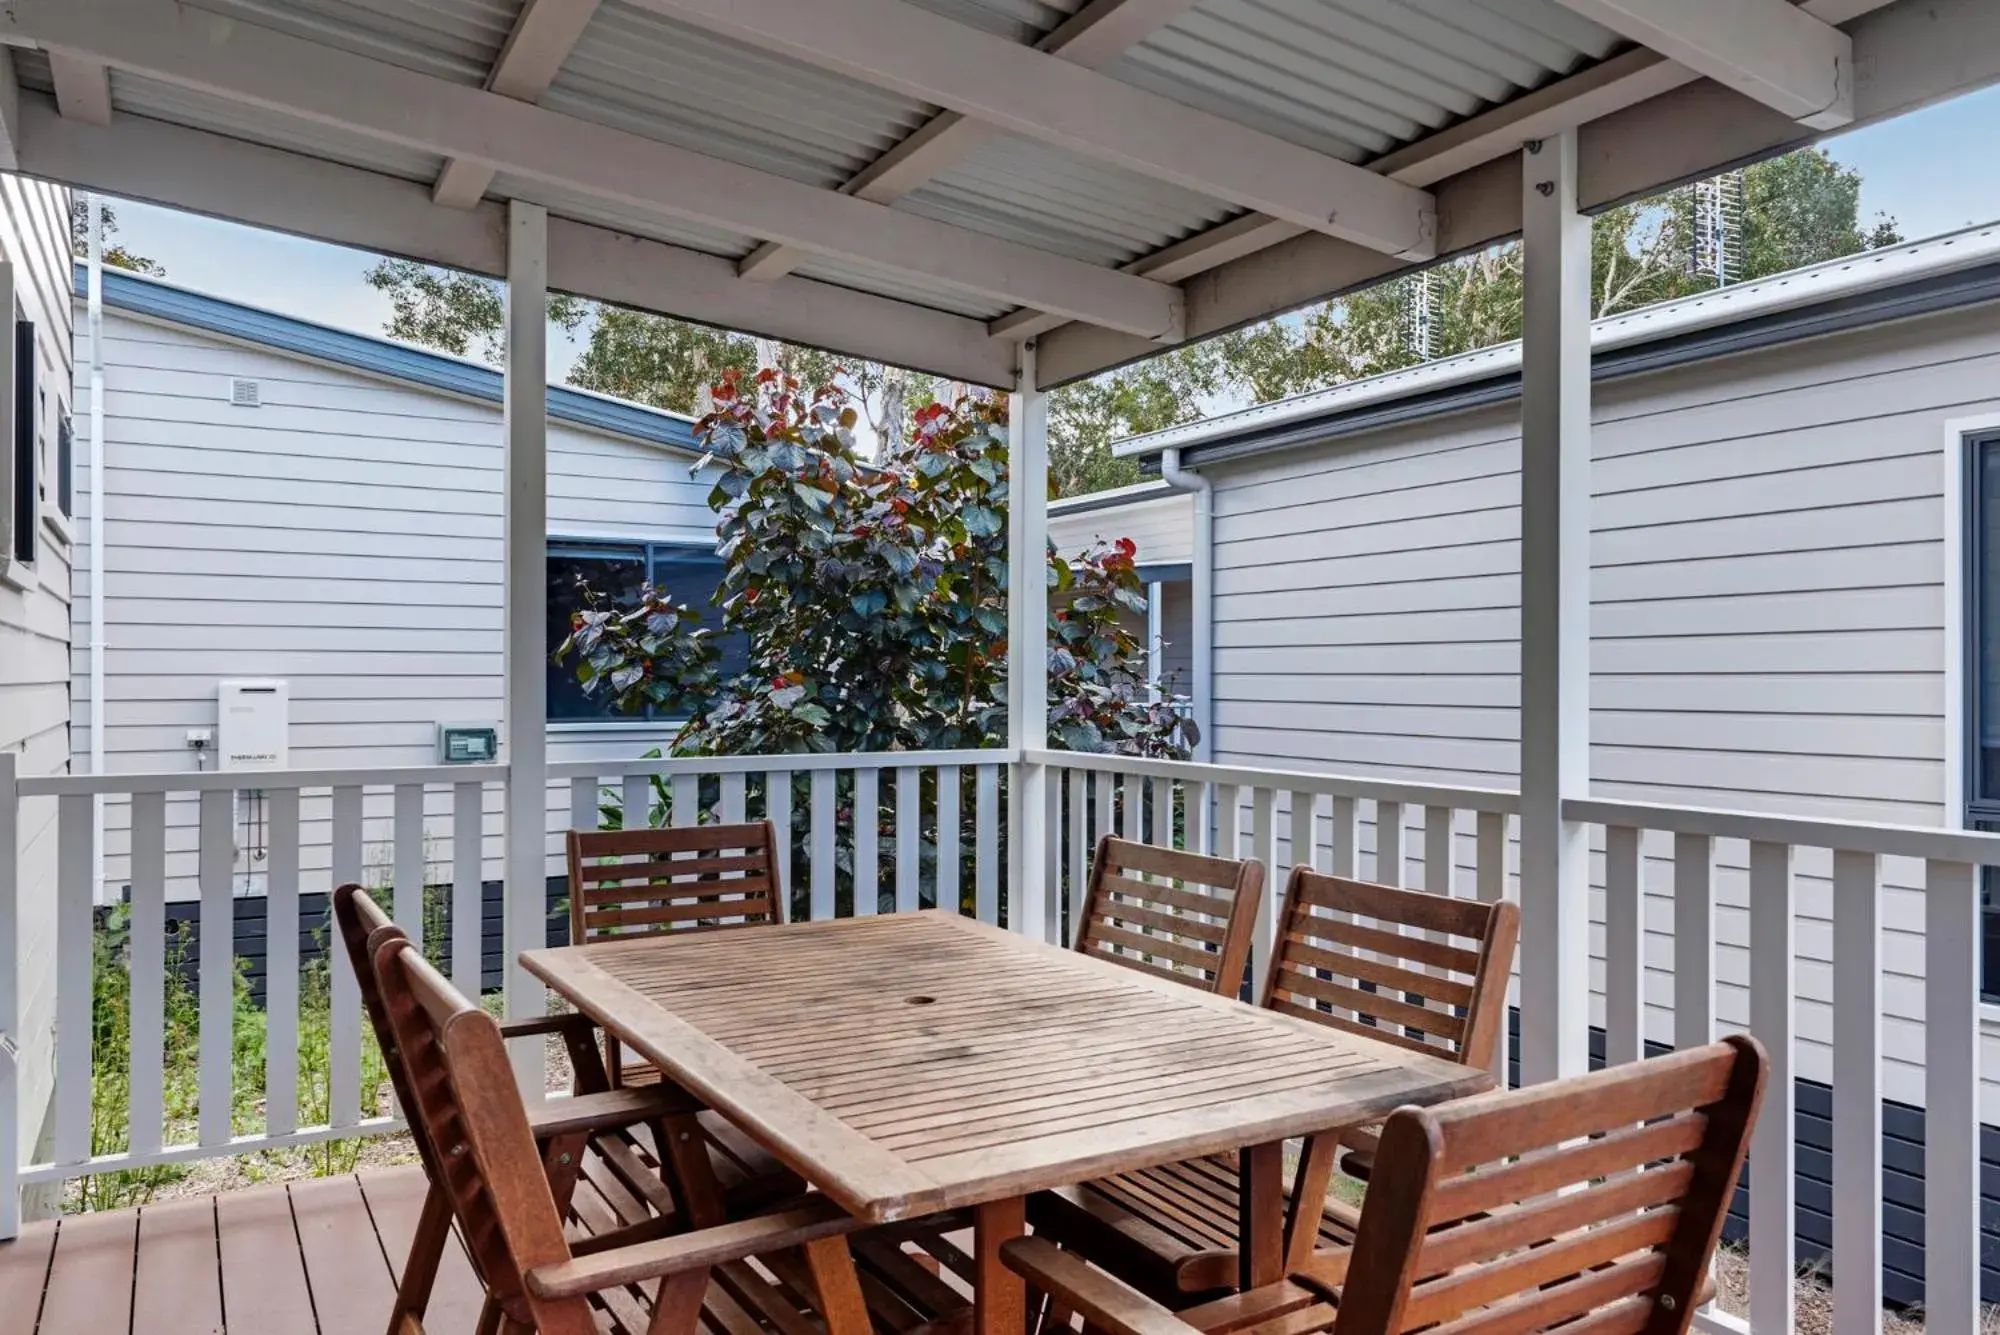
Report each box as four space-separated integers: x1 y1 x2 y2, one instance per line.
1709 1245 2000 1334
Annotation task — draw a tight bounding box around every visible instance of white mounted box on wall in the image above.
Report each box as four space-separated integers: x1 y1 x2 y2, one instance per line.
217 679 289 771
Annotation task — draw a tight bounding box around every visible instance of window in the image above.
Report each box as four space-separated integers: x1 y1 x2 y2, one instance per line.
546 538 747 722
56 413 71 520
10 319 34 564
1962 434 2000 1001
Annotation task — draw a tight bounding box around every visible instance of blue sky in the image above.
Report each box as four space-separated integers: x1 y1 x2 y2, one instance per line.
94 81 2000 384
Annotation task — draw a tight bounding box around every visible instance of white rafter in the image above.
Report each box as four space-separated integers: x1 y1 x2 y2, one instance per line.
738 0 1202 283
0 0 1182 339
47 51 111 126
622 0 1437 260
433 0 602 209
1550 0 1853 128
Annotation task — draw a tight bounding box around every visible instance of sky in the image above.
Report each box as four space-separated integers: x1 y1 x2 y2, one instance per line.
84 81 2000 390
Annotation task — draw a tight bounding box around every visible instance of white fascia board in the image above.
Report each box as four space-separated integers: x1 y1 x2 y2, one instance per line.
1551 0 1853 128
0 0 1182 340
12 98 1019 387
623 0 1437 259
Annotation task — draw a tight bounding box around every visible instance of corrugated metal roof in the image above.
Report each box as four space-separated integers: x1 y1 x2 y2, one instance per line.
1109 0 1625 160
786 255 1014 322
187 0 513 84
1116 221 2000 460
488 172 759 260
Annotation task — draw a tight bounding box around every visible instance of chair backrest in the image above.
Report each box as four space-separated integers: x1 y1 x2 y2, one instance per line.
1327 1035 1767 1335
1262 868 1518 1069
566 820 784 945
372 933 598 1334
331 883 444 1178
1073 836 1264 996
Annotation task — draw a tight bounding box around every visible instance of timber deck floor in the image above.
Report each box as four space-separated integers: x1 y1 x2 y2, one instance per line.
0 1166 487 1334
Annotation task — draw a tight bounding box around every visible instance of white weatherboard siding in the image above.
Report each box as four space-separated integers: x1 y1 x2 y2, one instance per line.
1050 486 1196 697
1206 301 1998 1116
1 177 76 1175
71 304 708 901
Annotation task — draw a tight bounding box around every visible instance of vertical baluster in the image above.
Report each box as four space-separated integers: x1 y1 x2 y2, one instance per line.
1151 778 1175 850
671 772 697 827
1215 784 1242 866
1424 806 1452 897
934 767 958 914
1748 840 1796 1335
329 785 364 1127
1286 787 1315 943
853 768 879 916
452 782 484 998
1184 780 1208 855
1093 770 1114 862
810 770 836 922
1924 857 1979 1335
1250 788 1277 985
393 783 425 952
1328 797 1357 877
623 774 652 831
975 765 1000 924
1119 773 1139 842
1377 802 1405 887
1474 810 1508 1084
55 793 94 1163
895 767 920 913
128 790 167 1154
1046 773 1064 942
766 771 793 915
569 774 597 833
1066 768 1086 946
1832 848 1882 1332
1673 833 1714 1050
1603 825 1643 1068
198 788 234 1145
264 788 301 1140
720 773 747 825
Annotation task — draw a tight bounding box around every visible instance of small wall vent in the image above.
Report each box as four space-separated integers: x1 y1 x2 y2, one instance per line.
229 378 261 408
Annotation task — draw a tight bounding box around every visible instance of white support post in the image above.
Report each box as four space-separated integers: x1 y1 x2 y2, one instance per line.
1516 131 1592 1087
503 199 549 1089
1145 580 1163 702
1006 343 1050 940
0 752 16 1240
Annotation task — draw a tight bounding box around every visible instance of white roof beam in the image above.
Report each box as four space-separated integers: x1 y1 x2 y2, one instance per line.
0 54 19 171
13 97 1020 386
47 51 111 126
1549 0 1853 128
624 0 1436 260
2 0 1181 339
433 0 603 209
738 0 1200 282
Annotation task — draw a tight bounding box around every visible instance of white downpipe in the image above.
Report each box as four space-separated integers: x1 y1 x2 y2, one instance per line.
1158 447 1211 762
86 196 106 904
1145 579 1163 703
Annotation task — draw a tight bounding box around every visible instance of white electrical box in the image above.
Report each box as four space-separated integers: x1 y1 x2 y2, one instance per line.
217 679 289 771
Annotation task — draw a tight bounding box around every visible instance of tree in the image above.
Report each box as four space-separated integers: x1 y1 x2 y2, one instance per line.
556 367 1192 760
1045 342 1230 496
69 200 165 276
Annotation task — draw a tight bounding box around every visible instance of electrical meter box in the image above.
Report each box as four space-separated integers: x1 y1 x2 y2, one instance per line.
217 680 289 772
438 722 499 765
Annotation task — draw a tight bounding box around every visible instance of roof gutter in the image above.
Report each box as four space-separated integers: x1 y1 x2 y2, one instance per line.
1157 447 1212 763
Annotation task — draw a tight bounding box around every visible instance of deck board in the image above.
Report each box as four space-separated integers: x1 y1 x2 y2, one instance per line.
135 1196 226 1334
37 1207 138 1331
359 1167 490 1329
290 1175 396 1335
216 1180 319 1334
0 1216 56 1329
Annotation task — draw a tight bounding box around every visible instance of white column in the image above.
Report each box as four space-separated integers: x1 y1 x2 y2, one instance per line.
503 200 549 1074
1516 131 1592 1086
1006 342 1050 941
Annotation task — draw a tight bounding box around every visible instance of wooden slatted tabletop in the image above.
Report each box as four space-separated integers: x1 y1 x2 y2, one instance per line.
521 910 1490 1223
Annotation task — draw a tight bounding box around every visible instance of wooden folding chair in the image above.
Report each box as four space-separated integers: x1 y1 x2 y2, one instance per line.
1029 865 1517 1303
1071 836 1264 996
370 931 976 1335
1010 1035 1767 1335
333 885 795 1333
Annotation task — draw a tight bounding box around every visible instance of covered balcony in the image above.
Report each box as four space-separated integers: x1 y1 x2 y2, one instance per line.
2 1 1999 1332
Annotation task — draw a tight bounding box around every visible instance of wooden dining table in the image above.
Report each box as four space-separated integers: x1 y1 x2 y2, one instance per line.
521 910 1491 1335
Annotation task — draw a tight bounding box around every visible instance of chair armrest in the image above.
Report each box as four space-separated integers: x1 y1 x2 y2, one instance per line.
999 1237 1196 1335
528 1086 700 1139
1290 1245 1351 1297
525 1197 866 1300
498 1012 598 1040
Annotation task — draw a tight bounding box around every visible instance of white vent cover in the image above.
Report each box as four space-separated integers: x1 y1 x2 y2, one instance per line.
229 377 261 408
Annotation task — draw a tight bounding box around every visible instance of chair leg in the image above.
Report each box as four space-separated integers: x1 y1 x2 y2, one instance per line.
388 1180 453 1335
475 1296 504 1335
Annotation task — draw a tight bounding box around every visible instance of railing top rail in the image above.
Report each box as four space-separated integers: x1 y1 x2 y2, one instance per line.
547 748 1016 779
18 761 512 798
1565 795 2000 865
1025 749 1522 815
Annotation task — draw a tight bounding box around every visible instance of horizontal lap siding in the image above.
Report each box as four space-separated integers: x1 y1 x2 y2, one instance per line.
1207 302 2000 1115
1049 492 1193 566
3 177 77 1171
71 308 712 902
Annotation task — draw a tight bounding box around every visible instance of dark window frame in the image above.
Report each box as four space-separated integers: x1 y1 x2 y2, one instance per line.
1959 432 2000 1002
545 536 742 725
10 319 35 565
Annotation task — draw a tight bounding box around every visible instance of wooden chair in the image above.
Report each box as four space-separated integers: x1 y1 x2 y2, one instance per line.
1028 865 1518 1303
1072 836 1264 997
332 885 797 1332
1010 1035 1767 1335
569 821 785 1087
369 930 975 1335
